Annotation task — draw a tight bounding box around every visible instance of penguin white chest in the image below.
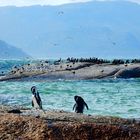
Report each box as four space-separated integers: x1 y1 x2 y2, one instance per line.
32 95 40 109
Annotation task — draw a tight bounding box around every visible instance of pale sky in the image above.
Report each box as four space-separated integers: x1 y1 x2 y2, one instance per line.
0 0 139 6
0 0 92 6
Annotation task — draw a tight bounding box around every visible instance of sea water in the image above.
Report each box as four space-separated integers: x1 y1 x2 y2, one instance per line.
0 60 140 118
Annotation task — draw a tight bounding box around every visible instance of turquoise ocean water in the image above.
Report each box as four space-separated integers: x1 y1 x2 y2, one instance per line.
0 60 140 118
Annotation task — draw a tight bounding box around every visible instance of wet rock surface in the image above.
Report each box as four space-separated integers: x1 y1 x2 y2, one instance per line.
0 105 140 140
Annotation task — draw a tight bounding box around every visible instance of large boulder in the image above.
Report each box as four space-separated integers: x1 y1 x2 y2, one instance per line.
115 67 140 78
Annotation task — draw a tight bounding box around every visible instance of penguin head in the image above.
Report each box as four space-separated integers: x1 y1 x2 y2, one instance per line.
74 95 83 103
74 95 79 102
31 86 37 95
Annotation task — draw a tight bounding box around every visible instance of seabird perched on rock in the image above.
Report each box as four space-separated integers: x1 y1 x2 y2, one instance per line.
31 86 42 109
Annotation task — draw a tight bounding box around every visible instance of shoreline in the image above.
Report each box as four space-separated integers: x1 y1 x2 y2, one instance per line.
0 105 140 139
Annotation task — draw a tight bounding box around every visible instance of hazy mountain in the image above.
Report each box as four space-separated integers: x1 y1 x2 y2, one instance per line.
0 40 30 59
0 1 140 59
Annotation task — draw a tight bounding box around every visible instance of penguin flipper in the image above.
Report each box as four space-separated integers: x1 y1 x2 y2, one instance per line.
40 101 43 109
32 100 34 107
73 103 76 110
84 102 89 110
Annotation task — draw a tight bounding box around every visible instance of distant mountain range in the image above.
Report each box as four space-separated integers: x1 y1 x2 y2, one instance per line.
0 1 140 59
0 40 29 59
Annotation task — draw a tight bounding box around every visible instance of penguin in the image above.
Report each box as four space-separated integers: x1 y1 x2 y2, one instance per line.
73 95 88 113
31 86 42 109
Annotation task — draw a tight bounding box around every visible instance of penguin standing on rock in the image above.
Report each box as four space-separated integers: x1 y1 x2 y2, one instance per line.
73 95 89 113
31 86 42 109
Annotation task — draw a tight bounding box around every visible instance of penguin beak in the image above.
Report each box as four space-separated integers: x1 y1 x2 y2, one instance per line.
74 96 78 101
35 88 38 93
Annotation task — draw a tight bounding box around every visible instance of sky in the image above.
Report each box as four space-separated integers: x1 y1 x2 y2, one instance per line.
0 0 139 6
0 0 92 6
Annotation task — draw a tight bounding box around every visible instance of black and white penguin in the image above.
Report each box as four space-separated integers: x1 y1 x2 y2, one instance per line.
31 86 42 109
73 95 88 113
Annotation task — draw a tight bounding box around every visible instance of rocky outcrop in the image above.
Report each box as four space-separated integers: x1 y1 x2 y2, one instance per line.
0 62 140 81
115 67 140 78
0 105 140 140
